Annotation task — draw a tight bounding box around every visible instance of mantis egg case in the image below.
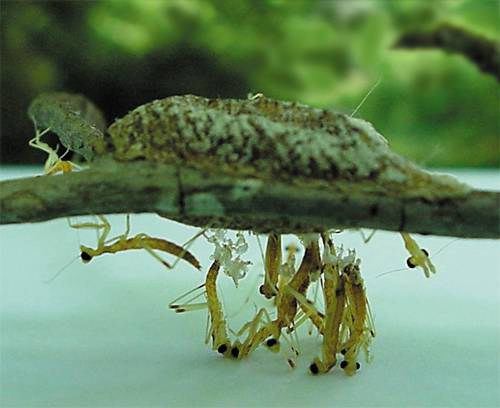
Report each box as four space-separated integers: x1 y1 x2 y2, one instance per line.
107 95 470 199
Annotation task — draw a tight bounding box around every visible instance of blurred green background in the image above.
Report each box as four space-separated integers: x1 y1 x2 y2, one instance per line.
1 0 498 166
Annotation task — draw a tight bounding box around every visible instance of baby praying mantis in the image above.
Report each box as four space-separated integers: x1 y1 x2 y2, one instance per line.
238 240 321 358
169 235 322 363
201 260 233 356
400 232 436 278
29 127 80 175
169 260 236 357
301 234 375 375
70 214 201 271
169 275 238 358
169 266 248 359
339 259 375 375
28 123 202 275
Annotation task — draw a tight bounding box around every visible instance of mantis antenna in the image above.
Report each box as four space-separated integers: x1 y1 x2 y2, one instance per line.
350 76 382 117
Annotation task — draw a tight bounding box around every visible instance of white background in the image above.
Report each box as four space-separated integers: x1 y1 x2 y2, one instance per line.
1 168 499 407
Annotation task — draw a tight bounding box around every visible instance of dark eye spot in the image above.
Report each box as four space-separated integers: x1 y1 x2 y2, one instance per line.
217 344 228 354
356 362 361 370
340 360 348 369
81 251 92 263
309 362 319 375
266 338 278 347
406 257 416 268
422 249 429 257
231 346 240 358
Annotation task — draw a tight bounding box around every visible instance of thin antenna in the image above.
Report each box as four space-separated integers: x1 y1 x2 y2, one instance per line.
255 234 265 266
375 238 459 279
350 76 382 118
43 255 80 284
433 238 460 258
375 267 408 279
170 228 206 270
168 283 205 308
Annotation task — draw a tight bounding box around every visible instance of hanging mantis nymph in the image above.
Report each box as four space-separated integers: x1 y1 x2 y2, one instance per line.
25 92 478 376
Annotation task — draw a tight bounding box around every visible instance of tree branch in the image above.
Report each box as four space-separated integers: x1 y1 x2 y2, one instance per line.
1 161 498 238
3 92 498 239
395 23 500 81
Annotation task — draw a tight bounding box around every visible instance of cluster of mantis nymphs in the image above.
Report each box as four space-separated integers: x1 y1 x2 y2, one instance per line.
30 128 436 376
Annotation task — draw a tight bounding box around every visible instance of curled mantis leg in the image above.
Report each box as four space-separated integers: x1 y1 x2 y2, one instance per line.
340 262 375 376
259 233 281 299
309 263 344 375
241 238 321 358
205 260 232 357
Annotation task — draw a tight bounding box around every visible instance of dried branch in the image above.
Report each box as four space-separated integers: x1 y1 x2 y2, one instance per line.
395 23 500 81
1 92 498 239
1 160 498 238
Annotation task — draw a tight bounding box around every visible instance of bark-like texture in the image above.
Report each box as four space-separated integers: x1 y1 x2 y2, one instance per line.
1 161 498 238
395 23 500 81
2 92 498 239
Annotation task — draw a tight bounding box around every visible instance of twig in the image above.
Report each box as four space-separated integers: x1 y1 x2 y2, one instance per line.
2 92 498 239
1 160 498 238
394 23 500 81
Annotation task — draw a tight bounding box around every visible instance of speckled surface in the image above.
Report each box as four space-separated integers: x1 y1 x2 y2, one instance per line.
108 95 470 197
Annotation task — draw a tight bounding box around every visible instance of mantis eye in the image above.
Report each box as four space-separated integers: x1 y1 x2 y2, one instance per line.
309 362 319 375
340 360 359 370
80 251 92 263
266 338 278 347
217 344 228 354
230 346 240 358
406 257 416 268
258 284 274 299
421 248 429 256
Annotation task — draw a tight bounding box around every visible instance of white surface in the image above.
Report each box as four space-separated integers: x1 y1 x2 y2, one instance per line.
0 167 499 408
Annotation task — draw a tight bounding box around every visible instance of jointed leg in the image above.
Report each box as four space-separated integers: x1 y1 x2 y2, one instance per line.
240 239 320 358
131 233 174 268
29 127 80 175
69 214 111 248
285 285 324 335
259 233 282 299
336 260 374 375
205 260 232 357
309 261 344 375
70 215 200 269
360 229 376 243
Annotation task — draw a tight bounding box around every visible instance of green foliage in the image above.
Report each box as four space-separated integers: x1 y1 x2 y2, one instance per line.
1 0 498 166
